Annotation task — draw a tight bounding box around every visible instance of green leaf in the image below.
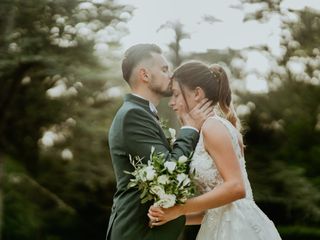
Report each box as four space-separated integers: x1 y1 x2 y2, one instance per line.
140 187 148 199
128 182 137 188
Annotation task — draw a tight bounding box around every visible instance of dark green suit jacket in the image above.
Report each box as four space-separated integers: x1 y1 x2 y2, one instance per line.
106 94 199 240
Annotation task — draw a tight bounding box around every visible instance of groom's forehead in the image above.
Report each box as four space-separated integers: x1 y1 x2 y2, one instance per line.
150 52 169 68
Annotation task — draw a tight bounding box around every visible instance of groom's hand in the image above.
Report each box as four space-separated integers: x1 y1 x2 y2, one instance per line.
179 99 214 131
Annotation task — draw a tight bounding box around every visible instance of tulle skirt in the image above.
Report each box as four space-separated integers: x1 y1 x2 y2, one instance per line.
196 199 282 240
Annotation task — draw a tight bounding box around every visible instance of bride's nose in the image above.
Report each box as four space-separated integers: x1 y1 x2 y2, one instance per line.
168 98 175 108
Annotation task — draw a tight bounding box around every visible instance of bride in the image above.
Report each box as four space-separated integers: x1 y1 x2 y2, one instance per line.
148 61 282 240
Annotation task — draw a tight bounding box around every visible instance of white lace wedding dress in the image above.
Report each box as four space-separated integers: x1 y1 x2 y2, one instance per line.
190 116 282 240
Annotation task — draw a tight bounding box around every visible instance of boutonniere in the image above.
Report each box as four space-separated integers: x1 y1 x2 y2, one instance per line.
159 119 176 148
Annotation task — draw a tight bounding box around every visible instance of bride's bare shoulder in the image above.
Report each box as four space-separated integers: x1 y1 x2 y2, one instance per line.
201 117 231 145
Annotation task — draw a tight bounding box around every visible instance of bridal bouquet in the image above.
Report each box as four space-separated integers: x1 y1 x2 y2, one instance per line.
125 147 195 208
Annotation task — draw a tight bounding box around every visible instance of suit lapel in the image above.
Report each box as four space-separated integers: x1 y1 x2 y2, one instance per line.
125 94 170 149
158 123 171 149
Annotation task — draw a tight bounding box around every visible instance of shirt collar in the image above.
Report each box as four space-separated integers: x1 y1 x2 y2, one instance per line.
131 93 158 115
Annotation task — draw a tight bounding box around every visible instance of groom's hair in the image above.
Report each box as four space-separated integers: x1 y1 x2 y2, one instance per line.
122 43 162 84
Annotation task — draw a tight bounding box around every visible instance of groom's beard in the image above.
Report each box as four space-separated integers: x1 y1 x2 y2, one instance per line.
149 78 173 97
162 80 173 97
161 85 173 97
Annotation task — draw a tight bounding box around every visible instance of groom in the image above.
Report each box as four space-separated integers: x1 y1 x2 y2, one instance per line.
106 43 212 240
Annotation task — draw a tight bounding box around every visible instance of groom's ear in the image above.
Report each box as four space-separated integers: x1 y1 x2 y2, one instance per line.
138 68 150 82
194 87 205 101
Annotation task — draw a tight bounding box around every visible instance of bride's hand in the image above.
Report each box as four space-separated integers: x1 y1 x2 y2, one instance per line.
147 205 184 227
178 98 214 131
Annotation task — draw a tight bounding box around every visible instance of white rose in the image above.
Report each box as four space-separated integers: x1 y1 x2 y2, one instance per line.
183 177 191 187
157 175 170 185
150 185 165 197
177 173 187 185
168 128 176 146
145 166 156 181
138 169 147 181
168 128 176 139
164 161 176 174
178 155 188 164
156 194 176 208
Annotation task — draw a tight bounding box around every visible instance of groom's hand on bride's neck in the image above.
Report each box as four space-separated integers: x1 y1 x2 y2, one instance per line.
180 99 214 131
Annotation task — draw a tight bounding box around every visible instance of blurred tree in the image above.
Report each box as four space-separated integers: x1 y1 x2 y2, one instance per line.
0 0 132 239
158 20 190 68
177 2 320 239
236 0 320 237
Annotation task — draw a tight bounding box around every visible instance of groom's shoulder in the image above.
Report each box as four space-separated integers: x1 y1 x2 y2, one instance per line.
114 101 149 121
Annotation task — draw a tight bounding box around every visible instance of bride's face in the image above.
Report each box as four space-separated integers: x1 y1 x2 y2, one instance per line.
169 79 201 112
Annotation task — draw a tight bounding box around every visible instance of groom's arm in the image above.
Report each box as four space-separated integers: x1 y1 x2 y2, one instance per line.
123 108 199 163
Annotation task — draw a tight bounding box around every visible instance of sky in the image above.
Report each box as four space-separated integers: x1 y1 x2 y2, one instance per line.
118 0 320 53
116 0 319 93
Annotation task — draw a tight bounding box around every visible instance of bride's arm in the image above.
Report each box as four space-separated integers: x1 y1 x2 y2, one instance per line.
186 211 205 225
149 118 245 226
181 118 246 212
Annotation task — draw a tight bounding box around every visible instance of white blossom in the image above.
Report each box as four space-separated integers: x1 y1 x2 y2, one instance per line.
138 169 147 181
164 161 176 174
150 185 165 197
183 177 191 187
145 166 156 181
177 173 187 185
157 175 170 185
156 194 176 208
168 128 176 139
178 155 188 164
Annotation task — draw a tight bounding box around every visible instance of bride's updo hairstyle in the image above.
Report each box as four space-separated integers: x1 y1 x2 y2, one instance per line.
172 61 241 130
